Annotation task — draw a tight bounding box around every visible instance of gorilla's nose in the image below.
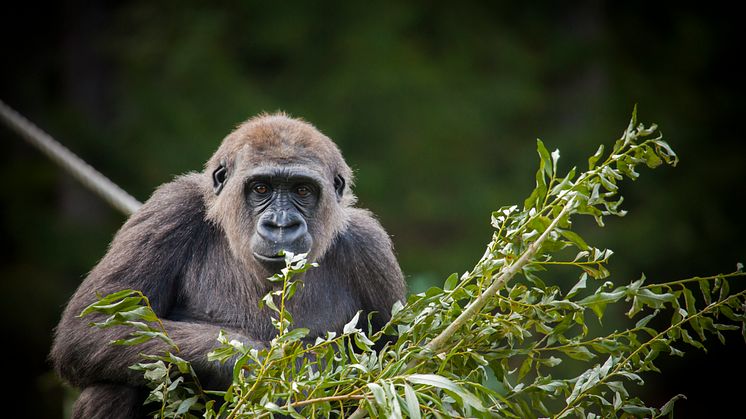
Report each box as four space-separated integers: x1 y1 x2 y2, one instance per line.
257 211 307 244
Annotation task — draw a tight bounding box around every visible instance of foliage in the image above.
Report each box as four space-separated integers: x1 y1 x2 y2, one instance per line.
82 111 746 418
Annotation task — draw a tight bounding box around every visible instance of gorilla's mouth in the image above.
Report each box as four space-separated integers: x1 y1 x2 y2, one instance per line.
253 252 286 264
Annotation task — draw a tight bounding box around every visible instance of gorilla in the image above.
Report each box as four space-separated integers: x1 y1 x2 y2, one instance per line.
50 113 406 418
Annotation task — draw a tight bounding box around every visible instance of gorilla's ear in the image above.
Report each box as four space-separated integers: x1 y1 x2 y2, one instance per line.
334 174 346 201
212 160 229 195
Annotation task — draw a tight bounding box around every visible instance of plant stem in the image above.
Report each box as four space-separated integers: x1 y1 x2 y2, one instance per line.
227 267 303 418
554 289 746 418
643 272 745 290
253 394 370 419
424 198 574 355
345 200 576 419
293 393 367 408
226 347 274 419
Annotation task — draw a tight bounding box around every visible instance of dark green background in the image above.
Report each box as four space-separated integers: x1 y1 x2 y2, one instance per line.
1 2 743 417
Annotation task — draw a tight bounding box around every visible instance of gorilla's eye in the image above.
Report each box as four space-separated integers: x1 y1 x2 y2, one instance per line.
295 185 311 197
253 184 270 195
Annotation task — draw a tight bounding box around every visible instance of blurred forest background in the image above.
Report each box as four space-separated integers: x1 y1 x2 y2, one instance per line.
1 2 743 417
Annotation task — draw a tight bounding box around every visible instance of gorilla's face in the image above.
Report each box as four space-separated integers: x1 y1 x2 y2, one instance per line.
205 114 353 274
210 160 348 274
245 166 319 269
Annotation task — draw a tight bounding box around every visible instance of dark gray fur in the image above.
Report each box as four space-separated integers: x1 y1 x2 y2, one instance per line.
50 114 406 418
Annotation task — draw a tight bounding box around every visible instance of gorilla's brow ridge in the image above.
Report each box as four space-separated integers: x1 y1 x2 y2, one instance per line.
248 166 326 185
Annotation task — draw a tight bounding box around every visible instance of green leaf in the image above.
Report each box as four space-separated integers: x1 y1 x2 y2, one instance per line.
698 279 712 305
353 331 375 350
524 182 547 210
286 280 300 300
680 328 705 350
563 345 596 361
598 173 618 191
443 273 458 292
367 383 387 409
388 382 403 419
634 311 658 328
406 374 485 411
634 289 676 309
115 306 160 323
403 383 421 419
276 328 309 344
140 361 168 381
682 288 706 340
606 381 628 398
551 148 561 175
80 295 144 317
566 368 599 405
559 229 590 250
566 273 588 299
175 396 200 415
518 356 533 380
658 394 687 417
112 334 156 346
579 290 625 320
622 405 656 416
537 138 553 178
588 145 605 170
644 147 663 168
719 278 730 301
652 139 678 166
540 356 562 368
527 216 551 234
259 293 278 312
343 311 362 334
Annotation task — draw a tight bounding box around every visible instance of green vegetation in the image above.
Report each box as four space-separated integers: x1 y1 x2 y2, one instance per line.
83 113 746 418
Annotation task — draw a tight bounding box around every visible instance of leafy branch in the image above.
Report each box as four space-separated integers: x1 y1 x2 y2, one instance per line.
80 290 208 417
423 198 576 356
84 110 746 418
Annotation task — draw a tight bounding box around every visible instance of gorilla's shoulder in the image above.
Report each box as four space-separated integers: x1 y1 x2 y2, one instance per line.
328 207 404 294
123 173 207 231
343 208 392 244
104 173 209 272
329 207 395 262
147 173 205 209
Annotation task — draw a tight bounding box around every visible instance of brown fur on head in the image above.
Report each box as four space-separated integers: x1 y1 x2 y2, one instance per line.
203 113 356 268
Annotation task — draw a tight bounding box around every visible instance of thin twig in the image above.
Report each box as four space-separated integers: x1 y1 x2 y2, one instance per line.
424 198 575 355
348 199 576 419
0 99 142 215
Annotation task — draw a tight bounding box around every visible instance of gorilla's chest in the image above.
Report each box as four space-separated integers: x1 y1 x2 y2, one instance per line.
173 269 360 341
286 276 361 336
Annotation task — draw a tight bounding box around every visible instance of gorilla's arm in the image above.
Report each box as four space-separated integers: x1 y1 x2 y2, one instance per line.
341 208 407 332
50 175 254 389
